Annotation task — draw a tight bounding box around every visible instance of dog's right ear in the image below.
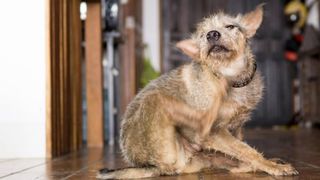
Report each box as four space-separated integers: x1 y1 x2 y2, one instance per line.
240 3 264 38
176 39 200 60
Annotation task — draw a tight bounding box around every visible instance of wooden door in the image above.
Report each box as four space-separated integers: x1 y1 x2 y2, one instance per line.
47 0 83 158
161 0 294 126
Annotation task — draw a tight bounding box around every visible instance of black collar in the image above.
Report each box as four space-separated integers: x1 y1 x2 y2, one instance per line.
232 61 257 88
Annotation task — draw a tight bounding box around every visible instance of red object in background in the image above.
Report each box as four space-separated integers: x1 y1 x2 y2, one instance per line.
294 34 304 43
285 51 298 61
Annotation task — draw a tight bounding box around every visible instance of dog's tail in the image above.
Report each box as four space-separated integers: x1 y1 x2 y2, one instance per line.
96 167 161 179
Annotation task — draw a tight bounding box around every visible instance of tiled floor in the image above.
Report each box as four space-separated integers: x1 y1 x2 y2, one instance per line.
1 129 320 179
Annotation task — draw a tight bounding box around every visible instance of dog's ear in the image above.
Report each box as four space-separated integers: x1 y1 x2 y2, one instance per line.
176 39 200 60
241 4 264 38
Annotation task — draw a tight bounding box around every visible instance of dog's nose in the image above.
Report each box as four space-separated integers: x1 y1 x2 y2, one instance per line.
206 30 221 42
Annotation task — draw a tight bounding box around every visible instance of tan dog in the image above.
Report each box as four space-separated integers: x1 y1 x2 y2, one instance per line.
97 4 298 179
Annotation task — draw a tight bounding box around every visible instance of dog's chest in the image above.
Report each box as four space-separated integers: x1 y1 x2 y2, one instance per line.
215 89 249 127
217 80 262 128
182 65 218 110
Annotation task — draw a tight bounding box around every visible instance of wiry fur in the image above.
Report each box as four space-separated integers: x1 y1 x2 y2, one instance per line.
97 4 298 179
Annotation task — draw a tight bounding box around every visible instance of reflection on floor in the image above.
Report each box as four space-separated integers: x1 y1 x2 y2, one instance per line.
1 129 320 179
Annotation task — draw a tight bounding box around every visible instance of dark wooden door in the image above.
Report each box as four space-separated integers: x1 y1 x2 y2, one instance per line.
161 0 294 126
47 0 83 158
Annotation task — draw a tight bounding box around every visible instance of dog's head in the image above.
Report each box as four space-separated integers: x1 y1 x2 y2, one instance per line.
177 4 264 64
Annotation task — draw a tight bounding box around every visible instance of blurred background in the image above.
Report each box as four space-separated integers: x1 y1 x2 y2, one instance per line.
0 0 319 159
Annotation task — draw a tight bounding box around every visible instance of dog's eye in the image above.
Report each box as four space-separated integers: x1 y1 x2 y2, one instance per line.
225 25 235 30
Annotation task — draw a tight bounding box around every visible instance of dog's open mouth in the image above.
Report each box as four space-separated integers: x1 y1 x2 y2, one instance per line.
208 45 230 54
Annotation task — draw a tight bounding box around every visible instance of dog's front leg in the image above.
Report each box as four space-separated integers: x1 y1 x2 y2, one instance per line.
202 129 298 176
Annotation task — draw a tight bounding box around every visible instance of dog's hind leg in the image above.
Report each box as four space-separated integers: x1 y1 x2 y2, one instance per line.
181 152 243 174
202 129 298 176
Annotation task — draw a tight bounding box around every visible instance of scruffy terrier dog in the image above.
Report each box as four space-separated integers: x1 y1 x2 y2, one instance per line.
97 4 298 179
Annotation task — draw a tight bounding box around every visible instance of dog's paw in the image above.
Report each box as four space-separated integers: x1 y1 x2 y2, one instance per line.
262 162 299 176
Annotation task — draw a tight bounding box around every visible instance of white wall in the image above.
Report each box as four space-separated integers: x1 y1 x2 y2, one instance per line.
142 0 160 72
0 1 46 158
307 0 319 30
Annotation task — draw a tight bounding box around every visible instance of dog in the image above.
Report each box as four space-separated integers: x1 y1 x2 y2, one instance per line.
97 4 298 179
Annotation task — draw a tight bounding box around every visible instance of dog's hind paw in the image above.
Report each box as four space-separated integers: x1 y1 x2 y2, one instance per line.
262 162 299 176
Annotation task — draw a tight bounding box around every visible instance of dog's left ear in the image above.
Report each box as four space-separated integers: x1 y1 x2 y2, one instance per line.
176 39 200 60
241 4 264 38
